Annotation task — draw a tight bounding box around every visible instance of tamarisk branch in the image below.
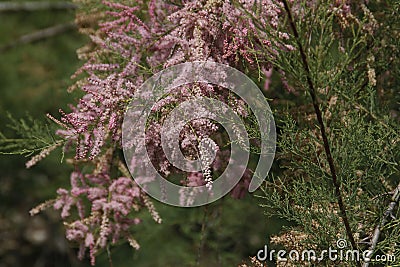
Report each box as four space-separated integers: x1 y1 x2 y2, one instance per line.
281 0 360 263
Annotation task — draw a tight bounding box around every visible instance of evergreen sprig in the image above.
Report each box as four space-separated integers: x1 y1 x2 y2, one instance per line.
0 113 63 157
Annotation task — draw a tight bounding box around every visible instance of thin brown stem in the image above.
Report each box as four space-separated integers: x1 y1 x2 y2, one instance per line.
196 205 209 266
0 2 76 12
0 22 76 52
281 0 360 259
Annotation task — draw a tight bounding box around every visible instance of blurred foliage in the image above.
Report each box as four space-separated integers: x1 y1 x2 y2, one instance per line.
0 0 86 266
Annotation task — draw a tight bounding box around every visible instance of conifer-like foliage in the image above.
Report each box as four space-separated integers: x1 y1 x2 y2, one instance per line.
1 0 399 266
252 1 400 266
0 114 63 162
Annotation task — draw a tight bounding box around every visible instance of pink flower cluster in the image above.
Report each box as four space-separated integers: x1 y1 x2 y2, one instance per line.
42 0 290 264
52 155 152 265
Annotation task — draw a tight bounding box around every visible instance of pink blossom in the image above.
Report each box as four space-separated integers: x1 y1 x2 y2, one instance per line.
46 0 290 264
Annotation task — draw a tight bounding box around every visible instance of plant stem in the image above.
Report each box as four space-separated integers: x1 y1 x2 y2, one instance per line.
0 2 76 12
281 0 360 259
362 182 400 267
196 205 209 266
0 22 76 52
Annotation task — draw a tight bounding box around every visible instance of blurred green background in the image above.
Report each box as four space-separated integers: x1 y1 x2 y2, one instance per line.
0 1 283 266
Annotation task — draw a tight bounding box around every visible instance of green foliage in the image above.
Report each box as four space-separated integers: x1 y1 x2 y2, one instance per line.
0 113 62 156
255 0 400 266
